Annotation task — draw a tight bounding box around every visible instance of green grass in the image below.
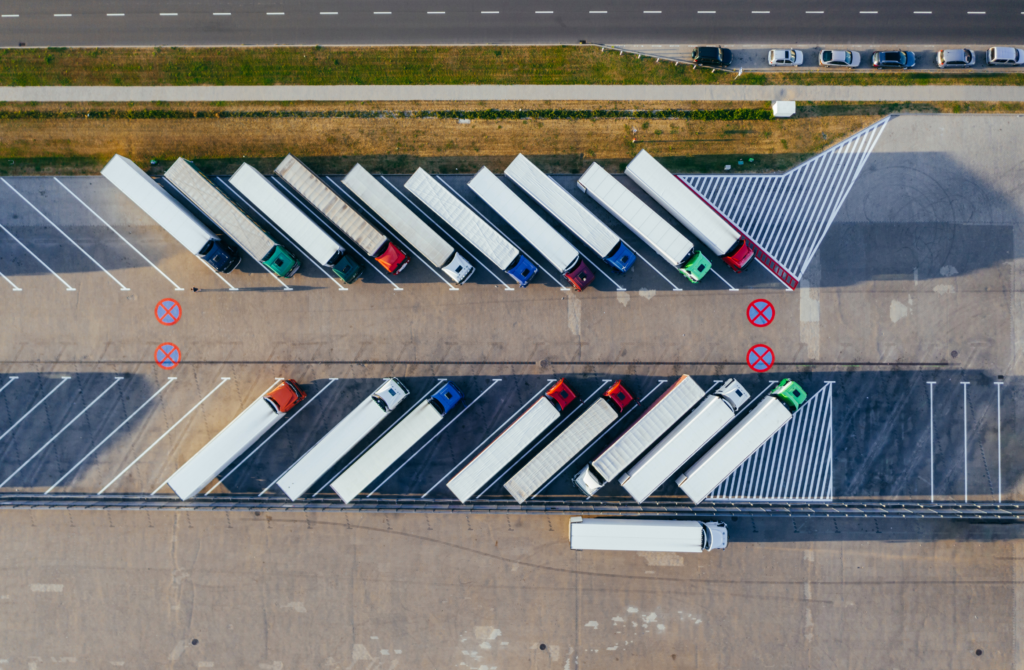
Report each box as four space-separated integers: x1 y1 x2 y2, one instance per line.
1 46 1022 86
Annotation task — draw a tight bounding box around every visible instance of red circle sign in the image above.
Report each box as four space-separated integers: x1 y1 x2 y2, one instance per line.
747 299 774 327
155 299 181 326
746 344 775 372
154 343 181 370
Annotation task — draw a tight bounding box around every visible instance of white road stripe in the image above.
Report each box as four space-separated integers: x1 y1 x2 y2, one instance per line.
0 220 74 289
2 178 131 291
914 10 932 13
589 10 608 13
806 10 824 13
481 11 499 14
967 11 985 14
374 11 391 14
46 377 177 494
859 10 878 13
535 10 553 12
53 14 72 17
320 11 338 14
752 10 769 13
0 378 123 489
697 11 716 13
99 377 231 495
213 12 231 15
0 377 17 396
107 13 124 17
0 269 21 291
427 11 445 14
267 12 285 15
160 13 178 16
0 377 71 445
643 10 662 13
2 14 19 17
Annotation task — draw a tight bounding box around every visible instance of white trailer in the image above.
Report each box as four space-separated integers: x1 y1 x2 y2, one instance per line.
101 154 241 273
619 379 750 503
274 154 409 274
342 165 474 284
330 383 463 503
504 382 633 504
624 150 753 271
277 378 409 501
577 162 711 283
404 168 538 286
164 158 300 277
447 380 576 503
468 166 595 291
504 154 636 273
166 380 305 500
677 379 807 504
574 375 704 497
569 517 728 552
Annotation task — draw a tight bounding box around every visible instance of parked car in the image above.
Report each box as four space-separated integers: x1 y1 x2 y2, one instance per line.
692 46 732 68
987 47 1024 66
818 49 861 68
768 49 803 66
936 49 975 68
872 50 916 69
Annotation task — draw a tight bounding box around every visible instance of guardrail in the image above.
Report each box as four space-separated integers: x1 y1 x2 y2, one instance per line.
589 43 739 75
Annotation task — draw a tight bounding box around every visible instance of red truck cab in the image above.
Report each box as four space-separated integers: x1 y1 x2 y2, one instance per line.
263 379 307 414
564 259 595 291
375 241 410 274
545 379 577 412
723 239 754 272
603 381 634 413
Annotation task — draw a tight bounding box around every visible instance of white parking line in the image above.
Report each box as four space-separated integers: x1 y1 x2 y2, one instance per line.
212 179 292 291
312 379 448 497
209 378 338 495
2 178 131 291
0 377 17 396
631 247 682 290
54 178 185 291
0 220 75 290
0 377 123 489
995 381 1003 504
219 177 347 291
961 381 969 502
370 378 501 495
98 377 231 495
422 379 556 499
926 380 935 503
0 377 71 446
709 266 739 291
0 269 21 291
45 377 177 494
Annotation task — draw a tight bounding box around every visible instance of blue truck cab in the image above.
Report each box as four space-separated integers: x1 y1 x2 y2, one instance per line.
200 238 242 273
506 255 539 287
430 382 464 415
604 241 636 273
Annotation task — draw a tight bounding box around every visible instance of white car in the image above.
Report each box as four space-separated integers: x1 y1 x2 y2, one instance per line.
987 47 1024 66
818 49 861 68
768 49 804 66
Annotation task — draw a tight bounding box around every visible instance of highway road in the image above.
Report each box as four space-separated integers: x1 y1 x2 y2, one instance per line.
0 0 1021 47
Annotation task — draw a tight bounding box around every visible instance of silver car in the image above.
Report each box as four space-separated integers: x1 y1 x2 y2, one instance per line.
768 49 804 66
936 49 975 68
819 49 861 68
987 47 1024 66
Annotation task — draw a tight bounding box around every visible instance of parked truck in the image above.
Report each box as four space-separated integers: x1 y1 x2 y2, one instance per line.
625 150 754 272
504 154 636 273
619 379 750 503
101 155 241 273
166 380 306 500
163 158 300 277
404 168 538 287
341 165 474 284
504 382 633 504
330 383 463 503
577 162 711 283
574 375 704 497
277 378 409 501
447 380 576 503
468 166 595 291
228 163 363 283
677 379 808 504
569 517 728 552
273 154 409 274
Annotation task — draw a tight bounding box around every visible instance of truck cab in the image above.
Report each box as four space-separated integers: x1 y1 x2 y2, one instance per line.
546 379 577 412
442 252 475 285
604 242 637 273
771 379 808 413
603 381 634 413
564 259 595 291
261 246 301 278
331 253 364 284
679 249 711 283
723 239 754 272
373 378 410 412
701 521 728 550
715 379 751 412
263 379 307 414
430 382 464 415
376 242 410 275
200 238 242 273
506 255 539 287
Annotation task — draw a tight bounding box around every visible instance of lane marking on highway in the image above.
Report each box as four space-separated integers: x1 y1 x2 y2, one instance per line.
212 178 293 291
697 11 716 13
859 10 878 13
961 381 969 502
374 11 391 14
273 175 403 291
267 12 285 15
46 377 177 494
590 10 608 13
213 378 338 495
312 379 449 497
54 14 72 17
927 380 935 502
107 13 124 17
0 269 22 291
427 11 445 14
995 381 1003 504
806 10 824 13
914 10 932 13
100 377 232 495
967 11 985 14
2 178 131 291
55 177 186 291
160 13 178 17
481 11 499 14
2 14 19 17
752 10 770 13
213 12 231 15
644 10 662 13
0 377 123 489
535 10 553 13
0 219 75 290
320 11 338 14
370 378 502 496
0 377 71 446
422 379 557 499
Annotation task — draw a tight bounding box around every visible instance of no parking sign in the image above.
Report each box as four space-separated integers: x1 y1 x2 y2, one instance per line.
155 298 181 326
747 299 774 327
746 344 774 372
155 343 181 370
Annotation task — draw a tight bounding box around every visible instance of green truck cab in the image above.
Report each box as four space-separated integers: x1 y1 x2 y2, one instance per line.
771 379 808 413
261 246 300 278
680 249 712 283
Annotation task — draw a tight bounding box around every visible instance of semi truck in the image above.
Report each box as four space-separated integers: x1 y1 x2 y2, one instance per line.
577 162 711 284
101 155 241 274
228 163 363 283
619 379 750 503
273 154 409 275
447 380 576 503
330 383 463 503
163 158 300 277
166 380 306 500
404 168 538 287
625 150 754 272
504 154 636 273
468 166 595 291
677 379 808 504
569 518 728 553
504 382 633 504
277 378 409 501
574 375 704 497
341 165 475 284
